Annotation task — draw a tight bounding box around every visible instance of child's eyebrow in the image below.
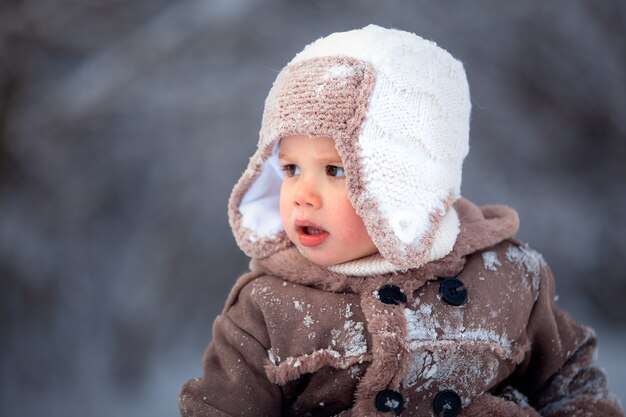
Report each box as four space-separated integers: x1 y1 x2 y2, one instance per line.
278 153 343 165
318 157 343 165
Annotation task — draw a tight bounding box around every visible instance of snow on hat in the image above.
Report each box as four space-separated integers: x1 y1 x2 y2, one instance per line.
228 24 471 270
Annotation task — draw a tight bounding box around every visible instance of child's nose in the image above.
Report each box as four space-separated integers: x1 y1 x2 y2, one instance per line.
293 178 322 208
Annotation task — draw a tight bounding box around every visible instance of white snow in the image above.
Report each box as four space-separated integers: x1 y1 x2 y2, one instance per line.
267 349 280 366
402 303 512 398
506 245 544 291
344 303 353 318
385 398 400 409
482 251 502 271
343 320 367 357
403 345 500 403
323 64 356 80
349 365 363 379
404 305 439 340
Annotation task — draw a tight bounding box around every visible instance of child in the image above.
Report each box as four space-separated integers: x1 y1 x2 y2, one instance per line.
179 25 623 417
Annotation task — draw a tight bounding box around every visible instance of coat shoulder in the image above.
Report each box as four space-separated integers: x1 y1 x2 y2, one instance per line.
455 239 549 344
464 239 547 296
223 271 291 312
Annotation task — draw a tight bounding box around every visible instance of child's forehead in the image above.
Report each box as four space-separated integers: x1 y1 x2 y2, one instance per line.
278 135 340 158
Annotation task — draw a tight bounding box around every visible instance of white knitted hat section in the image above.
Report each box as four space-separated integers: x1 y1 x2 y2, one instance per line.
291 25 470 252
358 52 469 247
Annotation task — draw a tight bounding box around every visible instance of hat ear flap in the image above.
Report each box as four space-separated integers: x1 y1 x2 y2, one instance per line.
229 141 292 258
239 142 284 236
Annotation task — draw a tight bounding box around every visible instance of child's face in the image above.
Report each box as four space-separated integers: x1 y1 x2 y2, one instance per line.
278 135 378 266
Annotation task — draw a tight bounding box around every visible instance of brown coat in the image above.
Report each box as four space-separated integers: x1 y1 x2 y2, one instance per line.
180 199 622 417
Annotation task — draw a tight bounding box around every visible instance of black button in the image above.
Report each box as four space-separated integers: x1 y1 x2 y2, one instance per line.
439 278 467 306
378 285 407 305
433 389 462 417
375 389 404 414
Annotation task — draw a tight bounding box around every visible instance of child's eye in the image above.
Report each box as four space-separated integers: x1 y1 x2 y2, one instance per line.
326 165 345 177
281 164 300 177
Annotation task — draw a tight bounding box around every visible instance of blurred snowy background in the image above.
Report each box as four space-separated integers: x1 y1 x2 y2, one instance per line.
1 1 624 416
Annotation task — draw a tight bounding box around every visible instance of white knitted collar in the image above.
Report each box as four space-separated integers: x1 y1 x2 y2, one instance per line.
326 252 399 276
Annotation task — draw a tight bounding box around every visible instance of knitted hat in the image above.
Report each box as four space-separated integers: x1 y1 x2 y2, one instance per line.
228 24 471 270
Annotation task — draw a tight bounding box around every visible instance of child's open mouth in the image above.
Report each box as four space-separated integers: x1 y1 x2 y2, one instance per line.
296 222 329 247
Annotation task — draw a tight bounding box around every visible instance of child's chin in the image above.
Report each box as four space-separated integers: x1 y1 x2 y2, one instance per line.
299 248 340 267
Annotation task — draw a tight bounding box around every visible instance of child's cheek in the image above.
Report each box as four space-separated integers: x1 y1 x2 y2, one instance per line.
278 183 293 235
332 197 370 241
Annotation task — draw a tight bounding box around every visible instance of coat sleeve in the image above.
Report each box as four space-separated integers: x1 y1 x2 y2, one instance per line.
497 260 622 416
462 259 623 417
531 335 623 416
179 282 282 417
